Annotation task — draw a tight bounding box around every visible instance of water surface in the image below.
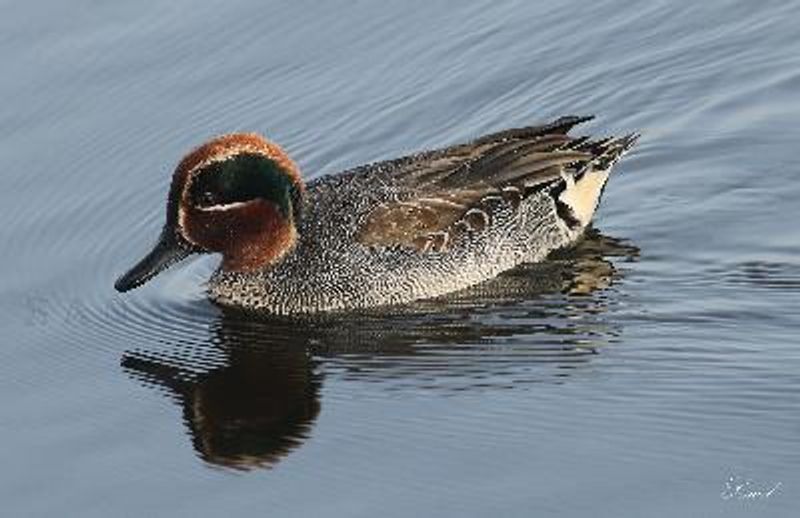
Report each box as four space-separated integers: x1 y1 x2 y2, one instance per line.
2 1 799 516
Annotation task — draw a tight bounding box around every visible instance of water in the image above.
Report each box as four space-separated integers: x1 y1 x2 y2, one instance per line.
2 0 799 516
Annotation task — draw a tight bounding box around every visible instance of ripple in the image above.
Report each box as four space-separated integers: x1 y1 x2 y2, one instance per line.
723 261 800 292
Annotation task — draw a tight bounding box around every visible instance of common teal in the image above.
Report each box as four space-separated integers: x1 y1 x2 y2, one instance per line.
115 116 638 314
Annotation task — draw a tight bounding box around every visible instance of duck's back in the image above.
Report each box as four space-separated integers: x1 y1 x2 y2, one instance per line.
209 116 637 314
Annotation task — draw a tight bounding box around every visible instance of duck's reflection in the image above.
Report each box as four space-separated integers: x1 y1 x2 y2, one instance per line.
122 228 638 470
123 332 321 470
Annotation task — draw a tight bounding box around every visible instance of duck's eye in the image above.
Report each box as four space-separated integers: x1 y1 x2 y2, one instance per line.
200 191 218 206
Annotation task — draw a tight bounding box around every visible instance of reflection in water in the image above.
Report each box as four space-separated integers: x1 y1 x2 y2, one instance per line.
123 339 321 470
122 228 638 470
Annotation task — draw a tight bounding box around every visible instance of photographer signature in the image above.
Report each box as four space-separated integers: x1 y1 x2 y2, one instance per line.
721 475 781 501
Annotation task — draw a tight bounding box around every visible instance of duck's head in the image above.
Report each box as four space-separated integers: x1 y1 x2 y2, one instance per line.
115 133 304 293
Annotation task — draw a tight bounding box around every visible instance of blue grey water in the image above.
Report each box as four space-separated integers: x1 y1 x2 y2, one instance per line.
1 0 799 516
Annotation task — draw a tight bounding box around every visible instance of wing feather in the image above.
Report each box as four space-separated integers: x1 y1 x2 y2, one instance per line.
356 115 631 252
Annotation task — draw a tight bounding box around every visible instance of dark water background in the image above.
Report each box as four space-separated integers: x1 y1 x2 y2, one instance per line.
2 1 799 516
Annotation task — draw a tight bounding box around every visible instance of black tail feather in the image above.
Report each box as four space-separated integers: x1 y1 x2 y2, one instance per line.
473 115 595 145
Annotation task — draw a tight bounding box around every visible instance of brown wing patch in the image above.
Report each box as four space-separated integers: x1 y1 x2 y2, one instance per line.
357 189 492 251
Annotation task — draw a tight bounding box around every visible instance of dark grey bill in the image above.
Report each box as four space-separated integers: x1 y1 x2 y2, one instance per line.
114 229 195 292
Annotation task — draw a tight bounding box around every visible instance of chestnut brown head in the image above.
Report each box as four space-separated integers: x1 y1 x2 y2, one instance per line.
115 133 304 293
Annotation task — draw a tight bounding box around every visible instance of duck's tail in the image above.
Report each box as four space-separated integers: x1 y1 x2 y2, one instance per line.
558 132 639 227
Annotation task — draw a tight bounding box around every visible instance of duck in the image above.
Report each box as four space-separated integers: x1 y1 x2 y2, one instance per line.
115 115 638 314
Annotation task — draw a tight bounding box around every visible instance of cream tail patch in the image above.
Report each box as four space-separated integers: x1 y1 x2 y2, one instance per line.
558 168 611 227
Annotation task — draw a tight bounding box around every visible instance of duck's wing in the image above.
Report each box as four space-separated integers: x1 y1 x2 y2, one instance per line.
356 115 637 252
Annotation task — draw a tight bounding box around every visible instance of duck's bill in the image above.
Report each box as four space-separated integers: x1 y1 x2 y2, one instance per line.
114 230 195 292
